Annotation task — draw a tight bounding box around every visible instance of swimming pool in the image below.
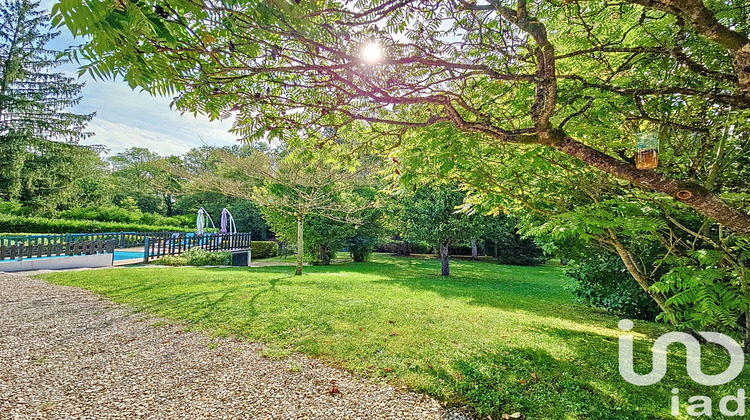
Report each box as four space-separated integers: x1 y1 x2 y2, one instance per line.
3 250 144 262
113 251 145 261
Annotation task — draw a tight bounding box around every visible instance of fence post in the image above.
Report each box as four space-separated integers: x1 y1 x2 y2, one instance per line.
143 236 150 263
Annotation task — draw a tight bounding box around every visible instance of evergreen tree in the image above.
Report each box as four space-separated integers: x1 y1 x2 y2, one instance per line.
0 0 95 204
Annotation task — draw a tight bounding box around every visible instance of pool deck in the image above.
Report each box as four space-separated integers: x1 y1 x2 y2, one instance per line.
114 258 144 266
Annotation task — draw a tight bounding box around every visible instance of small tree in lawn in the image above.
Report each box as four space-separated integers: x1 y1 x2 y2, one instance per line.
388 185 479 276
262 211 354 266
196 148 369 275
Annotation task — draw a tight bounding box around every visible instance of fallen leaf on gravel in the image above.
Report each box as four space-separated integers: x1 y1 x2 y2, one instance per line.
382 367 393 372
328 380 341 394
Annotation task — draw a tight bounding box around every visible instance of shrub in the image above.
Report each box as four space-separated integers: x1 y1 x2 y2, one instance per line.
0 213 190 234
565 253 661 320
494 234 547 266
139 212 193 227
410 241 430 254
348 236 376 262
375 239 400 253
303 217 351 265
251 241 279 259
0 200 24 215
310 243 338 265
157 248 231 266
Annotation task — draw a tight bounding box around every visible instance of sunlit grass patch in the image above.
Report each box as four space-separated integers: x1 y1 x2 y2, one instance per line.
39 254 749 419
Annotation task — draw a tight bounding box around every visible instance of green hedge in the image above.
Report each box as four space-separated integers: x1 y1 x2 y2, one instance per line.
157 249 231 266
59 206 193 227
0 213 191 234
251 241 278 259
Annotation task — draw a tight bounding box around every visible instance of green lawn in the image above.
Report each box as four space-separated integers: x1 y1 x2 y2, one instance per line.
38 254 748 419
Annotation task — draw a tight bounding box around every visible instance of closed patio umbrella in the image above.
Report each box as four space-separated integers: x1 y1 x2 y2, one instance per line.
197 209 205 235
220 208 237 234
196 207 215 235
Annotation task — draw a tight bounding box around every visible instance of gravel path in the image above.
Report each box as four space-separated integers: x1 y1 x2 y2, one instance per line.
0 273 471 419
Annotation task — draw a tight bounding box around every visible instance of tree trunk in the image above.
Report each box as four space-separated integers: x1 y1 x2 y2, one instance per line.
745 312 750 353
439 244 450 276
295 214 303 275
165 195 173 217
609 232 670 313
396 240 410 256
318 243 331 265
471 239 478 260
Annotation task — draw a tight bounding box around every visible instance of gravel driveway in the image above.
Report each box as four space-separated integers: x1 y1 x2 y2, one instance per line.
0 273 469 419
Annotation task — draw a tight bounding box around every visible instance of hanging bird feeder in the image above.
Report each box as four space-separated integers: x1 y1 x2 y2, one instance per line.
634 130 660 170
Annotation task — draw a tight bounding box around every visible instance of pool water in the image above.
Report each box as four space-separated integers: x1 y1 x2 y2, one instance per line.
113 251 145 261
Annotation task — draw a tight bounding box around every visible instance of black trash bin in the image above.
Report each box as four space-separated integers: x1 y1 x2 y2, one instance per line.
232 251 250 267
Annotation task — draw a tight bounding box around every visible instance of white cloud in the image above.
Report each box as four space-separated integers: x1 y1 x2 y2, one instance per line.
83 118 237 157
41 0 241 156
76 80 240 155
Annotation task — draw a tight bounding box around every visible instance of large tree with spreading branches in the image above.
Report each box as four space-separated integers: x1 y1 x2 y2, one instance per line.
52 0 750 336
51 0 750 229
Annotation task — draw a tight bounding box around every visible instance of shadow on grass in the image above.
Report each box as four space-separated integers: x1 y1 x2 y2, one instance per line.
200 257 610 328
429 324 750 419
433 345 636 420
435 345 672 419
244 273 297 316
368 269 611 327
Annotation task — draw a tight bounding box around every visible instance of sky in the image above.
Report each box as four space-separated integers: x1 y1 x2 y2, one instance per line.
39 0 239 157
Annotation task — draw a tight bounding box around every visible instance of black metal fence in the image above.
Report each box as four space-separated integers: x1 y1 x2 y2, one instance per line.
0 231 251 264
0 240 115 261
0 231 177 248
143 232 252 262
